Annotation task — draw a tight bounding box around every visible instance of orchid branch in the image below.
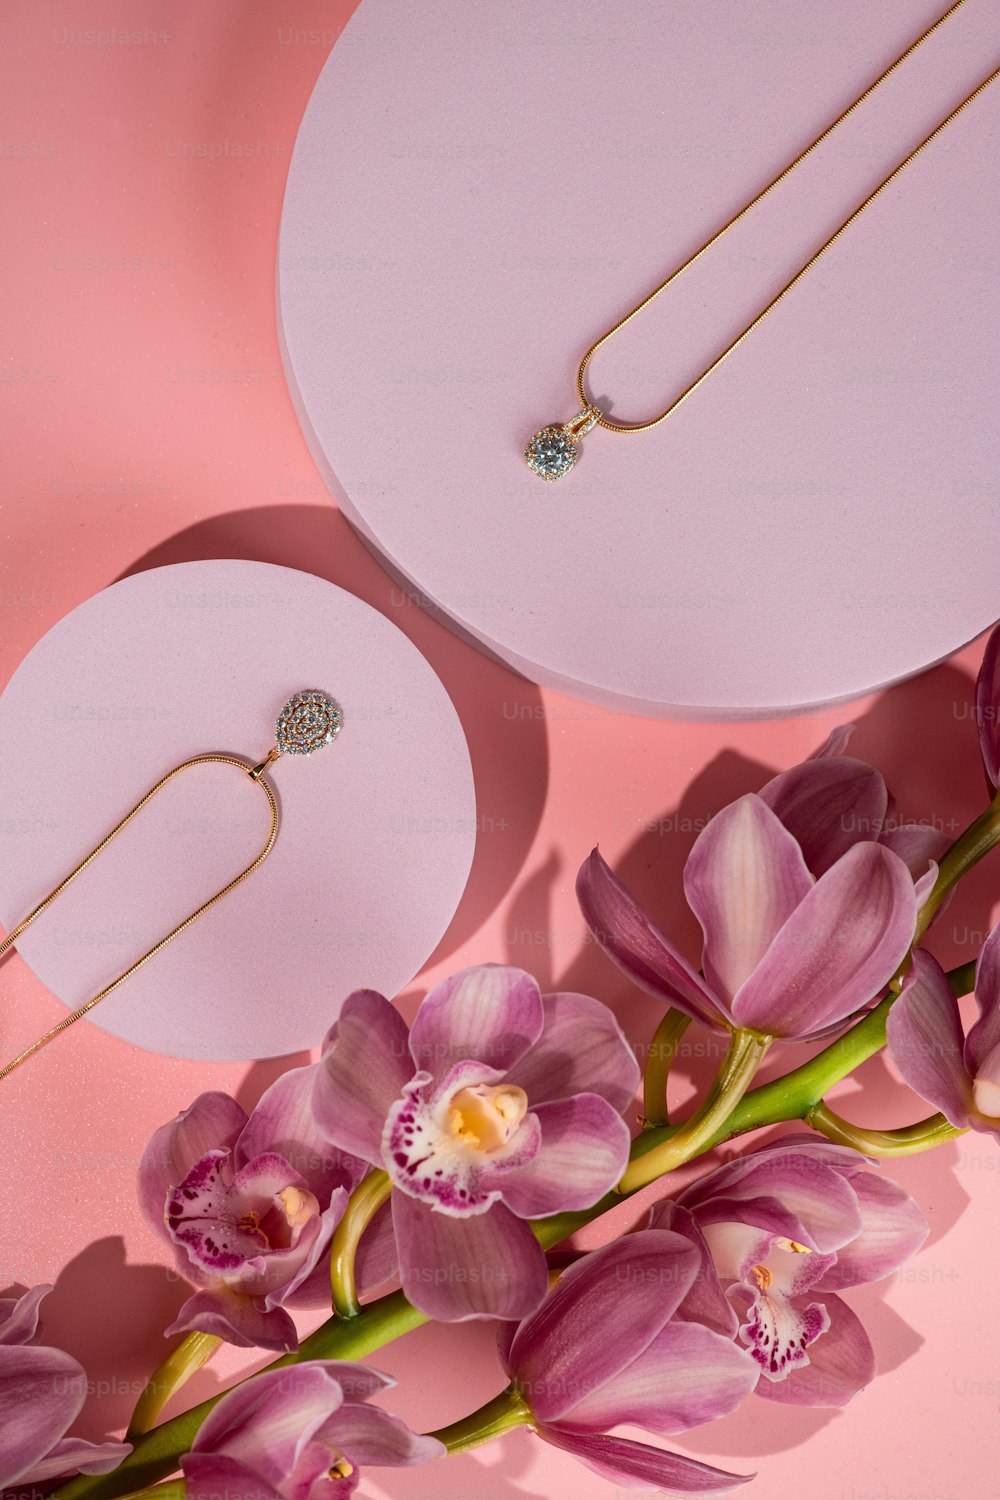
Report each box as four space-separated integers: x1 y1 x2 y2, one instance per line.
640 1007 691 1127
329 1169 391 1319
805 1100 967 1155
125 1332 221 1440
428 1386 532 1454
619 1028 770 1192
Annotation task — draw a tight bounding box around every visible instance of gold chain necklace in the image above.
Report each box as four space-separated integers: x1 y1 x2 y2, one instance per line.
0 690 342 1080
525 0 997 480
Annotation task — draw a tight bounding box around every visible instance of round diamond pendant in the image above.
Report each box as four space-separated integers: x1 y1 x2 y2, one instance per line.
275 690 342 755
524 405 601 481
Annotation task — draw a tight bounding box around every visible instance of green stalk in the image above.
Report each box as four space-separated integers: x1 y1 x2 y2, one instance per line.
620 1029 770 1192
428 1386 532 1454
329 1169 392 1319
641 1008 691 1127
806 1100 967 1155
125 1334 220 1440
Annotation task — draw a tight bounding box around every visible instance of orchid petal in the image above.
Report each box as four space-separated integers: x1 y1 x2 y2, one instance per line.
975 622 1000 788
753 1291 874 1407
313 991 415 1164
684 795 814 1001
813 1170 928 1291
265 1188 349 1310
164 1287 298 1353
879 822 949 891
393 1194 548 1321
886 951 975 1128
729 843 916 1038
539 1428 753 1493
577 849 726 1030
682 1155 864 1253
192 1364 344 1481
236 1063 367 1205
354 1197 399 1297
558 1319 758 1435
17 1437 131 1486
809 725 857 758
323 1402 446 1467
408 965 544 1081
646 1201 738 1338
138 1092 247 1239
758 757 888 877
0 1344 85 1489
0 1283 52 1346
182 1454 284 1500
506 990 640 1113
507 1232 700 1424
966 921 1000 1078
491 1095 631 1218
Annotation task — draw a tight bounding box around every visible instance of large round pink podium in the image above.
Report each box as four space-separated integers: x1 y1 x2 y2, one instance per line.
278 0 999 717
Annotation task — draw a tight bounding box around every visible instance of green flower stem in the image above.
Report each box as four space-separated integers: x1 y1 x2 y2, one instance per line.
914 792 1000 942
806 1100 968 1155
329 1169 392 1319
125 1333 221 1440
619 1029 771 1193
428 1386 533 1454
641 1008 691 1127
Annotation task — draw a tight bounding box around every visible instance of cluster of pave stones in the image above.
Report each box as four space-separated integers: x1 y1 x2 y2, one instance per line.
275 689 342 755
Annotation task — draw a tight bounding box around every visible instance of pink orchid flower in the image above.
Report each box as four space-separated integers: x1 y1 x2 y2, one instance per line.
660 1136 928 1404
180 1361 443 1500
139 1063 394 1353
0 1284 129 1491
579 789 918 1040
887 929 1000 1141
499 1232 758 1493
313 964 640 1323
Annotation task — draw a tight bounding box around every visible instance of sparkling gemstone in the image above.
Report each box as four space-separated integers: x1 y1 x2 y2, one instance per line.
275 690 342 756
525 425 579 481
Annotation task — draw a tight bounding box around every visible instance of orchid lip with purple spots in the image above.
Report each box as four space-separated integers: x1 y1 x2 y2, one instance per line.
313 965 640 1322
138 1062 393 1352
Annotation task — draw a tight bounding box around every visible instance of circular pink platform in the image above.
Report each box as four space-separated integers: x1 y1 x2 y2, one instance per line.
0 561 475 1060
278 0 999 718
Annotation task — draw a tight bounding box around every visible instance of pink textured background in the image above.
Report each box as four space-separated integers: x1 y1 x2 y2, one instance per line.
0 4 997 1499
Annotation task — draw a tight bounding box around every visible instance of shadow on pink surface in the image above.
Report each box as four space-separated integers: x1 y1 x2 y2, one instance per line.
115 504 548 971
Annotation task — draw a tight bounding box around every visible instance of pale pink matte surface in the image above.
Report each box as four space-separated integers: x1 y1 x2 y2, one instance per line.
279 0 1000 716
0 559 475 1058
1 3 999 1498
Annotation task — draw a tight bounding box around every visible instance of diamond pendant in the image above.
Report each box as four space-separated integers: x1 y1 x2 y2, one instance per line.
275 690 342 755
525 405 602 481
